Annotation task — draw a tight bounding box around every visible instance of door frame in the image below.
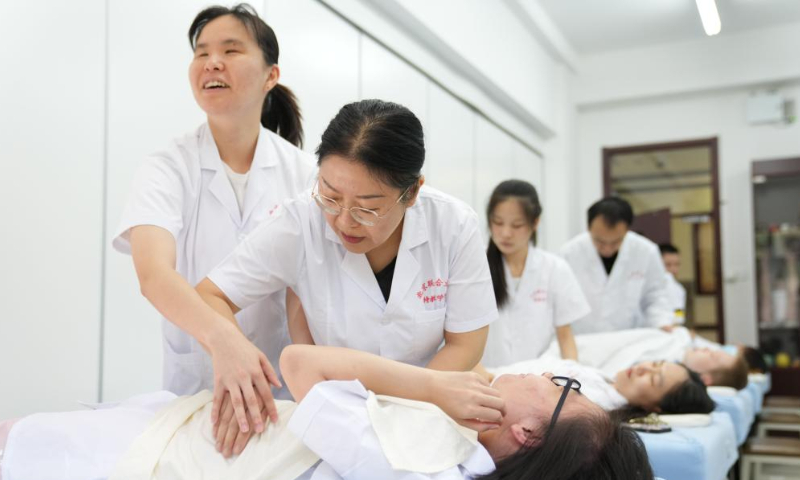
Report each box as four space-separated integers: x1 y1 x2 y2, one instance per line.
602 137 724 341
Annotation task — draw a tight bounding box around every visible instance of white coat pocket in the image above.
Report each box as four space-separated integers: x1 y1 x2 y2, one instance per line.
162 343 212 395
413 308 447 362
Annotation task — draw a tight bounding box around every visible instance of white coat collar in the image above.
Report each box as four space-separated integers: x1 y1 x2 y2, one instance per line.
198 124 278 171
605 231 633 284
199 124 279 226
503 244 541 299
323 199 429 311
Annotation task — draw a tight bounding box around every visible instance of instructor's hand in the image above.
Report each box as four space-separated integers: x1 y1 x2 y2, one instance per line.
214 392 267 457
208 326 281 435
431 371 505 432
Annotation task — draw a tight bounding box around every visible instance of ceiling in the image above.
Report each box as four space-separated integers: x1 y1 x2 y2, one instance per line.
535 0 800 54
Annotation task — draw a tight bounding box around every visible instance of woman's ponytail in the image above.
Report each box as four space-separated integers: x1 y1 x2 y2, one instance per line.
262 83 304 148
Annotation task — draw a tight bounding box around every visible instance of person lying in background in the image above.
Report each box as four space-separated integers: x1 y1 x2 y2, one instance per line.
479 356 715 415
541 327 749 390
741 346 769 374
0 346 654 480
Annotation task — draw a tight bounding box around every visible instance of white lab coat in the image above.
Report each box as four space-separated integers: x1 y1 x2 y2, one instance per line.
113 123 316 395
1 381 494 480
208 186 498 367
481 245 590 367
665 273 687 325
559 231 671 334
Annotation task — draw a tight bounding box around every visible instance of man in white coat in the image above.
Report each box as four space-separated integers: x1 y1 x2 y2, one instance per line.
560 197 671 334
660 243 687 326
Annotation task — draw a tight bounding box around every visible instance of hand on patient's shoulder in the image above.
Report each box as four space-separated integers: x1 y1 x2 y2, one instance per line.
430 371 505 432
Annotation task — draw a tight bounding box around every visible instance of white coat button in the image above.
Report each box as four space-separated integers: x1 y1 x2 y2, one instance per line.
238 234 246 241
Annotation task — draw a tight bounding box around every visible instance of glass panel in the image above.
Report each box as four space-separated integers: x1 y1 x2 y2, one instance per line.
608 143 720 339
753 172 800 365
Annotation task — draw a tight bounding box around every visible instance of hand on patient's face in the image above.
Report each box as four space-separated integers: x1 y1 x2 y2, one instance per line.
432 371 506 432
214 391 268 458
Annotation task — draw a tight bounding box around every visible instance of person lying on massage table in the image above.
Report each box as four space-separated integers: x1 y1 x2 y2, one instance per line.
0 345 654 480
540 327 750 390
478 356 715 415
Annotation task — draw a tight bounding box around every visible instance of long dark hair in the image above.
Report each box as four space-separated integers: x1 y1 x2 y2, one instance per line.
316 99 424 197
188 4 304 147
486 180 542 309
477 410 654 480
658 365 716 413
618 364 716 418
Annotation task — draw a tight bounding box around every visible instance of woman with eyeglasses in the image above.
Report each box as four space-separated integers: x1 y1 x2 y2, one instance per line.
181 99 500 449
0 345 654 480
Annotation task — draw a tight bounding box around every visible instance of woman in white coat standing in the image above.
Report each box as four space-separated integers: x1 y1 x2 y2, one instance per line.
481 180 590 368
112 3 314 432
186 99 501 442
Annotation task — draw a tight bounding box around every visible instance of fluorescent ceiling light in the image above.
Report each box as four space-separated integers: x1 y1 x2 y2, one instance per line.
695 0 722 36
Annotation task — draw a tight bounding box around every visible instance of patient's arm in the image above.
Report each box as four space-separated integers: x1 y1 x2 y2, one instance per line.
471 363 494 383
280 345 506 432
556 325 578 361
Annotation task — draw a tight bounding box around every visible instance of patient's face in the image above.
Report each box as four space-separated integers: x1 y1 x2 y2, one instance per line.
613 361 689 410
493 372 601 426
684 348 735 374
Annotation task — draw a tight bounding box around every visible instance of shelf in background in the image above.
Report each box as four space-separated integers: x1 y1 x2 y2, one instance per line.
760 322 800 330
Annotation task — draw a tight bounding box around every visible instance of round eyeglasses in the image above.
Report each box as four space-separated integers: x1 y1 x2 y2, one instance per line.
312 181 412 227
548 376 582 432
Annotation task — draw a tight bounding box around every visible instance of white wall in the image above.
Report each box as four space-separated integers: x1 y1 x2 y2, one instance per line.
1 0 568 416
101 0 213 402
575 21 800 107
0 0 105 417
322 0 563 146
575 82 800 345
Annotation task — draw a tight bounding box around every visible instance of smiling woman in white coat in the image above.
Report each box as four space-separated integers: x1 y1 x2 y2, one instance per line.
480 180 590 368
559 197 672 335
112 3 314 429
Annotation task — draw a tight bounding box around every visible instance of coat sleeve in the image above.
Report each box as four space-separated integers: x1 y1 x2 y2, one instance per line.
551 258 592 327
639 247 672 328
443 211 499 333
112 153 189 254
288 381 435 480
206 202 305 310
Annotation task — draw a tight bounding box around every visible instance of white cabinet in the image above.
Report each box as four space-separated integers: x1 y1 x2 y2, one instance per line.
424 84 476 208
102 0 212 402
0 0 105 417
473 117 516 231
265 0 360 153
360 36 429 128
